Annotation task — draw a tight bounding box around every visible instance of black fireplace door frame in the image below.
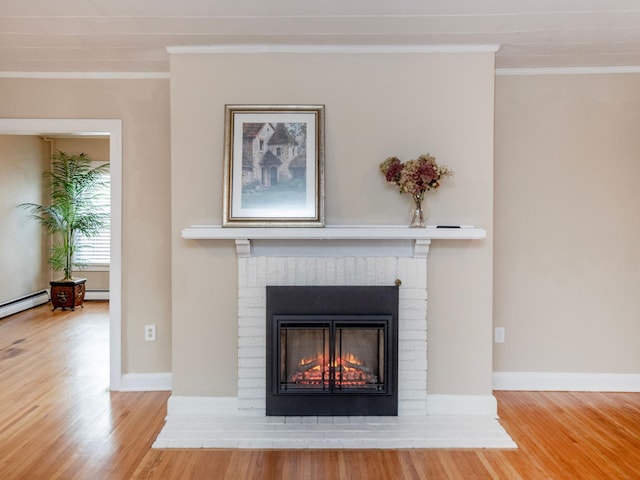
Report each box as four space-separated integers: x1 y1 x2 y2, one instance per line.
274 314 391 394
266 285 399 416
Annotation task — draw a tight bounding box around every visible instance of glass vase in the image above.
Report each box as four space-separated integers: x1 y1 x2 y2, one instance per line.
409 194 426 228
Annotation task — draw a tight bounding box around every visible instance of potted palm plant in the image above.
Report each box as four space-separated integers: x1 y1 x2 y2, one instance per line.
19 150 109 311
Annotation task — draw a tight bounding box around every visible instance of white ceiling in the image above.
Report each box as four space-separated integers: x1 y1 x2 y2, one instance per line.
3 0 640 73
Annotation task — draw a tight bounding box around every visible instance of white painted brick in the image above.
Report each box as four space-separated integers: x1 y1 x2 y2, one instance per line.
238 357 267 376
238 258 248 288
238 316 264 329
238 346 264 358
304 259 316 284
372 257 383 283
343 257 356 285
314 258 326 284
237 253 429 416
398 370 427 382
255 256 267 286
366 258 378 285
238 398 264 410
398 387 427 400
239 287 264 299
399 288 426 301
398 372 427 385
238 326 265 338
284 258 295 284
399 319 426 331
238 306 264 318
400 309 427 321
398 380 428 391
238 368 264 378
238 378 264 389
398 350 427 363
398 359 426 372
398 400 428 415
238 367 264 379
246 259 257 287
276 259 286 283
238 388 265 400
335 257 346 285
322 257 334 285
386 257 399 280
400 340 428 352
238 357 265 368
396 257 414 285
397 349 426 363
292 258 303 285
399 329 427 341
266 257 279 285
237 298 264 310
238 336 265 348
402 299 427 311
353 257 365 283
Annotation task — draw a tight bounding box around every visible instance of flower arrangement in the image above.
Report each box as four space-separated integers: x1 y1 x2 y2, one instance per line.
379 153 453 227
379 153 452 197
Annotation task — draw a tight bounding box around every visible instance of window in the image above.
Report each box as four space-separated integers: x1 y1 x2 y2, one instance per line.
74 172 110 267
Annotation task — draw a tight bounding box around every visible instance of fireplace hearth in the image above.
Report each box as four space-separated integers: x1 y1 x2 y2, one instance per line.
266 286 399 416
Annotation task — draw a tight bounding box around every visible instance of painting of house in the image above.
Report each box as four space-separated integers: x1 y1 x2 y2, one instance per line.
241 122 307 196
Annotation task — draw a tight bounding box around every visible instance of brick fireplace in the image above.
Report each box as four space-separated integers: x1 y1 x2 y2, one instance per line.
154 226 516 449
238 252 428 416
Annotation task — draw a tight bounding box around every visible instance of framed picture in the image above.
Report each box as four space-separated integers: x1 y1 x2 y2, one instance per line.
223 104 325 227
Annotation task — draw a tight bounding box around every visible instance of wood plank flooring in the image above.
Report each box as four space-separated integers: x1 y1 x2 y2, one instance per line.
1 302 640 479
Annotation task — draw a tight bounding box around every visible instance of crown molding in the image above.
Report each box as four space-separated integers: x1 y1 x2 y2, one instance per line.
496 66 640 76
167 44 500 55
0 71 169 79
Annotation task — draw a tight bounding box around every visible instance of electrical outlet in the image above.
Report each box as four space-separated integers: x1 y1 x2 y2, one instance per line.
145 324 156 342
494 327 505 343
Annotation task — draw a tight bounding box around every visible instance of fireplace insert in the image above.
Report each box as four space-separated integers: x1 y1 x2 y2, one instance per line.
266 286 398 416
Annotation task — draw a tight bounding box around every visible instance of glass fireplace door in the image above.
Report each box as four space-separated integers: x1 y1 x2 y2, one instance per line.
334 323 385 391
277 317 388 394
280 323 331 392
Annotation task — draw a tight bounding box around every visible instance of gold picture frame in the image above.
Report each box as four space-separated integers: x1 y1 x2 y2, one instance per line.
223 104 325 227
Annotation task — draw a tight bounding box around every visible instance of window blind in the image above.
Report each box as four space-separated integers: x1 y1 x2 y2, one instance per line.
75 173 110 266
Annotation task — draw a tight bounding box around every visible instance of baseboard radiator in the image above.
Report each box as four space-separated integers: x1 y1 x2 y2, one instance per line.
0 290 50 319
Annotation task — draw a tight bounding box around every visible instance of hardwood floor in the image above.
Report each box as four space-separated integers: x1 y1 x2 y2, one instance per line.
1 303 639 479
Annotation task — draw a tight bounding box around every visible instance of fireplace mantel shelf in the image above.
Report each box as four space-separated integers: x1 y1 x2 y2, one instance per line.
182 225 486 241
182 225 485 258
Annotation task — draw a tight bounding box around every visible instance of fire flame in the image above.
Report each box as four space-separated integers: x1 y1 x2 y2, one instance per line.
288 352 377 387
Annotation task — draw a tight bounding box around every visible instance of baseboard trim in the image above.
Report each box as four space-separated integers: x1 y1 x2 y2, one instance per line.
0 290 49 319
85 290 110 301
118 372 172 392
164 395 499 417
167 396 240 416
493 372 640 392
427 394 498 417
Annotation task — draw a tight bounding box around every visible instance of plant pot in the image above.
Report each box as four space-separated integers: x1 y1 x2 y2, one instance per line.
50 278 86 311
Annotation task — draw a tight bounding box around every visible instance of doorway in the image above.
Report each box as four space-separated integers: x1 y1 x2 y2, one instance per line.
0 118 123 390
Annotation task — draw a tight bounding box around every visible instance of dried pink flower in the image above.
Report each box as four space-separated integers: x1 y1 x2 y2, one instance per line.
379 153 453 197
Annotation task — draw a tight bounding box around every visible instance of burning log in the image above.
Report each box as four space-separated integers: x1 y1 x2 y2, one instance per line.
288 353 378 386
296 358 322 373
342 359 373 374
